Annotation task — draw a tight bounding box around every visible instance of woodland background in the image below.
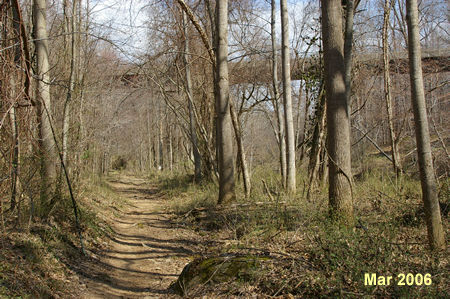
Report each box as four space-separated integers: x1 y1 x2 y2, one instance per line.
0 0 448 297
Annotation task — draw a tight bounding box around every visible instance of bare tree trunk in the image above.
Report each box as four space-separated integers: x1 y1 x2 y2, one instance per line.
9 106 19 211
158 115 164 170
33 0 56 205
280 0 296 193
307 86 326 199
230 104 251 198
321 0 354 224
182 10 202 181
11 0 32 105
406 0 445 250
153 139 158 169
215 0 235 204
9 3 23 211
344 0 354 115
383 0 402 177
168 125 173 171
62 0 78 168
97 151 103 177
299 91 311 162
77 0 88 175
147 105 153 171
271 0 287 187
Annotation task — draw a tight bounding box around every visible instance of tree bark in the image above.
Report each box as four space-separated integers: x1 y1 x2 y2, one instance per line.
11 0 32 104
215 0 236 204
146 106 153 171
9 2 24 211
343 0 354 118
230 103 251 198
271 0 287 187
280 0 296 193
158 114 164 170
168 125 174 171
383 0 402 176
405 0 445 250
182 10 202 181
9 105 19 211
62 0 78 168
33 0 56 204
321 0 354 224
307 86 326 199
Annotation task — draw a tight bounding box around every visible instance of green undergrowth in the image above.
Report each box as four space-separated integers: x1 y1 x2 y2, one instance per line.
0 175 121 298
156 165 448 297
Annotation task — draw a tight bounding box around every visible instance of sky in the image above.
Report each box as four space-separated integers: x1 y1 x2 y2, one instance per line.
90 0 149 59
89 0 313 61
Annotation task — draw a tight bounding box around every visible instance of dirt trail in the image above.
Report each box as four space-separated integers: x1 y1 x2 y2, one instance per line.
81 175 196 298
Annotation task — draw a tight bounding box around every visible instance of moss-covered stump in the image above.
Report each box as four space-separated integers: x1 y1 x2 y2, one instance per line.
171 255 271 296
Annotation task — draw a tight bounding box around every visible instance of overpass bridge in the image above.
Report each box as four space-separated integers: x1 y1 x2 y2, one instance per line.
119 49 449 86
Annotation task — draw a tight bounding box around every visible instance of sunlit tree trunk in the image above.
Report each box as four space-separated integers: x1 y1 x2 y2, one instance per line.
271 0 287 187
78 0 89 175
158 115 164 170
215 0 235 204
62 0 78 168
280 0 296 193
321 0 354 224
33 0 56 205
307 86 326 199
406 0 445 250
182 10 202 181
147 105 153 171
230 104 251 198
168 125 174 171
383 0 402 176
343 0 359 115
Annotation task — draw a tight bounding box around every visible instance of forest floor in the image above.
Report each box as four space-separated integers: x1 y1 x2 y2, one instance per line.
80 174 199 298
1 170 447 298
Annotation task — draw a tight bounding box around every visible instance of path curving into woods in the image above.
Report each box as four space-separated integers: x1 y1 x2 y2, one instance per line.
80 175 197 298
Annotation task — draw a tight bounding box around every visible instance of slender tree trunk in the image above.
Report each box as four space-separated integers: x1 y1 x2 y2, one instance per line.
307 86 326 199
9 105 19 211
158 116 164 170
9 3 23 211
271 0 287 187
78 0 88 174
147 105 153 171
344 0 354 115
33 0 56 205
215 0 235 204
62 0 78 168
280 0 296 193
230 104 251 198
321 0 354 224
11 0 32 105
97 151 103 177
319 136 328 185
182 10 202 181
153 139 158 169
299 90 311 162
383 0 402 176
405 0 445 250
168 126 173 171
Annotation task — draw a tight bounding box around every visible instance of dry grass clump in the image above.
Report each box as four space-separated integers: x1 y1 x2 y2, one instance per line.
0 231 82 298
159 164 449 298
0 176 119 298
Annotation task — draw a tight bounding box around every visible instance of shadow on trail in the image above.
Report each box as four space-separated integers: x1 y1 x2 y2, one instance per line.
103 233 195 255
80 175 200 297
64 255 170 296
118 187 159 197
110 231 200 246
